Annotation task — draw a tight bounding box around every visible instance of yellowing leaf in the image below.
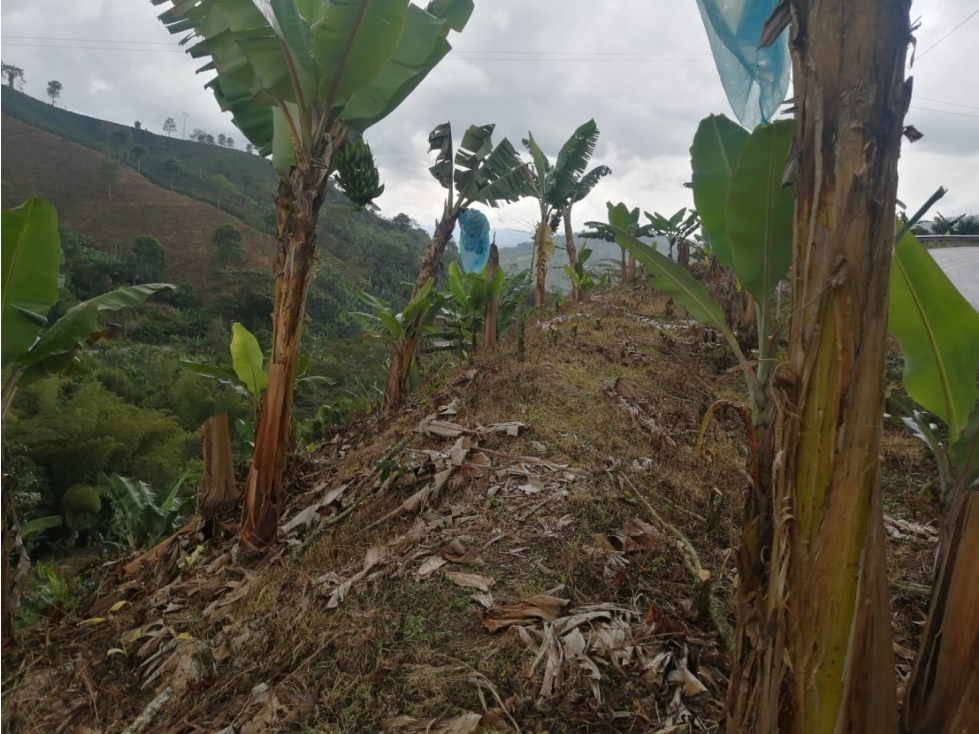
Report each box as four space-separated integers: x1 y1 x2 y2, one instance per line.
109 600 131 613
77 617 106 627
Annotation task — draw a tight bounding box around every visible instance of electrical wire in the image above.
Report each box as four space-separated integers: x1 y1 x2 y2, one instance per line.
909 105 979 118
916 7 979 59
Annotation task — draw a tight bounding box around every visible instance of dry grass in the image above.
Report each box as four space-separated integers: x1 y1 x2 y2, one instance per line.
2 287 941 734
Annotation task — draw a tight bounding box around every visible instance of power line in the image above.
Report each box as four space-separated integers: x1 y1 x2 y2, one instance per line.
916 7 979 59
909 105 979 118
2 35 714 57
2 42 183 53
1 34 174 45
914 96 979 111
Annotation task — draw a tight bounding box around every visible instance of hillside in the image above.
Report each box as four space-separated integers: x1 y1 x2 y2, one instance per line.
2 114 274 283
1 87 434 310
499 237 666 294
2 288 936 733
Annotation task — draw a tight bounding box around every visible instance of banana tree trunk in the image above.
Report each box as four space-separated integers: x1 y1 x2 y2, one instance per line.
534 223 548 307
241 165 328 551
725 1 910 731
902 487 979 733
483 242 501 350
563 208 581 302
626 252 636 283
384 214 457 407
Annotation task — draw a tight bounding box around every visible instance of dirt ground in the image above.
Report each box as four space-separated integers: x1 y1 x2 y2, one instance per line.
1 287 940 734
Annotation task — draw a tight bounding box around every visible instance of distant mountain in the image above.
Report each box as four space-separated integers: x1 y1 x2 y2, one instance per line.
497 234 665 293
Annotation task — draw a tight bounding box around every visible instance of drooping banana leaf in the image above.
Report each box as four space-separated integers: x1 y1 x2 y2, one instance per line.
549 119 601 205
889 231 979 439
609 216 759 398
153 0 471 171
2 197 61 368
17 284 174 380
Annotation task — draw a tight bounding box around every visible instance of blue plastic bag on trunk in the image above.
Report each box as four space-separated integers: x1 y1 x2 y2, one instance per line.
457 208 491 274
695 0 790 129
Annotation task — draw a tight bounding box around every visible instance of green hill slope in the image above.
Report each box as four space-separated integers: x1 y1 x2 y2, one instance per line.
0 86 433 310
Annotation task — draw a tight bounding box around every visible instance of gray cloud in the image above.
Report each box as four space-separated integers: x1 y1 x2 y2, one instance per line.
3 0 976 229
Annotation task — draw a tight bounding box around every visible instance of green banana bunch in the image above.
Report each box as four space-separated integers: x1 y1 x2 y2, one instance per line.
333 138 385 210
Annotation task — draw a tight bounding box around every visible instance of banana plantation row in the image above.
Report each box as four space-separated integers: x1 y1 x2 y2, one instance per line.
3 1 976 733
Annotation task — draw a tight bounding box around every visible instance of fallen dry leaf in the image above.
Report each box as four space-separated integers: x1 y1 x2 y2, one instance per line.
483 595 570 633
445 572 495 592
414 555 448 580
382 712 482 733
440 539 483 565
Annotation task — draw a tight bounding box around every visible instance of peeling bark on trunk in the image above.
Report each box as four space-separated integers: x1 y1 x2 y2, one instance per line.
241 165 328 551
384 215 458 408
902 488 979 733
725 1 911 731
677 239 691 269
534 224 549 307
626 252 636 283
563 209 581 302
483 243 501 350
200 413 238 513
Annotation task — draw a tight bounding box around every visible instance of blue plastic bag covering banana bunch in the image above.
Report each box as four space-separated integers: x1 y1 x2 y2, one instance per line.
457 208 491 274
694 0 790 129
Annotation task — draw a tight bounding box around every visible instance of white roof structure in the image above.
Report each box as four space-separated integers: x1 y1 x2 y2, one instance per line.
930 247 979 313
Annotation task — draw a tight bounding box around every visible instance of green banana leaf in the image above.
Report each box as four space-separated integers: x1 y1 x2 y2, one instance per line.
724 120 795 311
608 217 758 397
230 322 268 397
2 197 61 367
154 0 471 170
18 284 173 377
889 231 979 439
690 114 749 270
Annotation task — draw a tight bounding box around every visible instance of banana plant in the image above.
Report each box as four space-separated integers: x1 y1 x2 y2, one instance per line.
383 122 532 406
888 228 979 732
152 0 473 549
2 196 170 638
353 278 440 392
428 261 529 357
524 120 611 305
644 208 701 266
181 322 334 413
583 202 644 282
563 245 605 296
2 197 172 424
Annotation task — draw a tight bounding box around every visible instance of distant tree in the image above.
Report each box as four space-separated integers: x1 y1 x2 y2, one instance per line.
190 128 208 143
131 145 147 174
211 174 237 211
241 172 254 191
211 224 244 263
204 134 215 145
131 235 167 283
98 160 119 201
1 62 25 90
245 143 254 154
163 117 178 137
134 121 142 130
45 80 63 105
225 136 235 149
392 212 415 230
162 157 184 191
217 133 227 147
930 212 979 235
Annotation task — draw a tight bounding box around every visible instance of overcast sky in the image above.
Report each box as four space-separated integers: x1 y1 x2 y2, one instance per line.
2 0 977 238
